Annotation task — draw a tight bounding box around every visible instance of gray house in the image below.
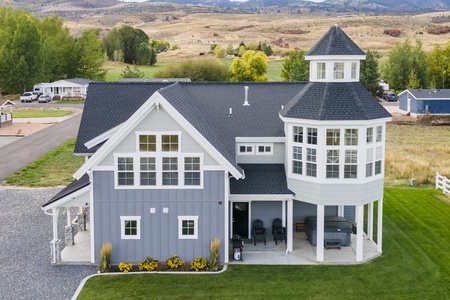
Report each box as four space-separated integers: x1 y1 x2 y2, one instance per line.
42 25 391 265
398 89 450 116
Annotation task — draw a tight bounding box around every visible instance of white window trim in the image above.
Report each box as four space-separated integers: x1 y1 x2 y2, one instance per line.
237 144 255 155
136 131 182 153
120 216 141 240
178 216 199 239
114 153 204 189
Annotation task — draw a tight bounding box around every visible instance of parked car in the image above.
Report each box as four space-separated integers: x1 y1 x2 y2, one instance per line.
384 91 397 102
38 94 51 103
20 92 38 103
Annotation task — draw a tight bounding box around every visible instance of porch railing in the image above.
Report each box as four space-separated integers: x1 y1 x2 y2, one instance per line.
436 172 450 194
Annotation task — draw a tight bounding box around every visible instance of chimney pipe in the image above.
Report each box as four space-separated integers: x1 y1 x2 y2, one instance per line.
243 86 250 106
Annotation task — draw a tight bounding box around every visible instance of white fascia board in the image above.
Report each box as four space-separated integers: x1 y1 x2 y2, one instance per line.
279 116 392 126
156 92 243 179
47 80 83 88
398 90 410 97
74 91 243 180
84 123 123 150
305 55 366 61
235 137 285 143
42 185 90 210
416 97 449 100
73 93 159 180
230 194 294 202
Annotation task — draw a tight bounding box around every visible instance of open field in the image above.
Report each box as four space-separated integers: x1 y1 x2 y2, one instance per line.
66 11 450 58
77 187 450 299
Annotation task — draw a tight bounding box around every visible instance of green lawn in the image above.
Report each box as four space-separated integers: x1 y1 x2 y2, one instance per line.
4 138 84 187
13 109 72 118
77 188 450 299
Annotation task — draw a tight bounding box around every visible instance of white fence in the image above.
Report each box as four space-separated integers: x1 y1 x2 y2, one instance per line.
436 173 450 194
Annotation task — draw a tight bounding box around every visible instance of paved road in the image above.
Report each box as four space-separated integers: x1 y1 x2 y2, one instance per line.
0 113 82 182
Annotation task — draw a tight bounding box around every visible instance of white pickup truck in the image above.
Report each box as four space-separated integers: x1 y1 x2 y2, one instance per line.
20 92 38 103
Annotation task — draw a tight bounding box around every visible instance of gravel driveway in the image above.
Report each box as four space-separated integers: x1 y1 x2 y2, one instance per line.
0 187 96 300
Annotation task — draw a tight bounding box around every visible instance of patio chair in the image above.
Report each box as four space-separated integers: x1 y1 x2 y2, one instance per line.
272 218 286 245
252 219 267 246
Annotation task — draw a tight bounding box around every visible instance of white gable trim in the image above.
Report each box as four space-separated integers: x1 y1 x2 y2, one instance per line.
42 185 90 211
305 55 366 61
84 123 122 150
74 91 243 180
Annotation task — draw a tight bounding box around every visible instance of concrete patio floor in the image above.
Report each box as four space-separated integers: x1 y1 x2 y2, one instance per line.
59 230 381 266
229 232 381 265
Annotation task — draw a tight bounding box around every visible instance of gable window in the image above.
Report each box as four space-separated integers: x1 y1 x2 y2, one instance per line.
292 146 302 174
376 126 383 142
326 150 339 178
178 216 199 239
139 135 156 152
162 157 178 185
140 157 156 185
351 62 357 79
334 62 344 79
162 135 179 151
345 129 358 146
366 127 373 144
257 145 272 154
307 128 318 145
118 157 134 186
120 216 141 239
239 145 254 154
326 129 340 146
306 148 317 177
293 126 303 143
344 150 358 178
184 157 200 185
317 62 326 79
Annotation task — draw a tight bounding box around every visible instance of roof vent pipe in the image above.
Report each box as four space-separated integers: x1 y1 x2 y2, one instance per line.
243 86 250 106
229 107 232 117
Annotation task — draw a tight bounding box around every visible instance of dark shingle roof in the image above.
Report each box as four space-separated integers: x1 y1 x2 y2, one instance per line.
65 78 91 85
43 173 90 208
230 164 293 195
407 89 450 99
280 82 391 120
307 24 365 56
74 82 171 154
158 82 307 168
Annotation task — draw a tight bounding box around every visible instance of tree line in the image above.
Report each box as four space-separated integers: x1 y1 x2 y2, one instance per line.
0 7 105 94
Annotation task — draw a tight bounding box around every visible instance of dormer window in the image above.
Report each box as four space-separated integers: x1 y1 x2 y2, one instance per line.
317 63 326 79
351 62 357 79
333 62 344 79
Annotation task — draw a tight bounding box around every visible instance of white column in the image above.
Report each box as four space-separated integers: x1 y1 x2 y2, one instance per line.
317 205 325 262
368 202 374 240
338 205 344 217
224 171 230 263
248 202 252 240
287 199 293 252
356 205 364 262
282 200 286 227
377 198 383 253
66 207 71 226
52 207 60 241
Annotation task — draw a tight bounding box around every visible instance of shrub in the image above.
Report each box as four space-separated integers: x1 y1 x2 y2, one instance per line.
138 257 158 272
190 257 209 272
118 262 133 273
99 242 112 273
383 29 401 37
210 238 220 270
165 254 185 269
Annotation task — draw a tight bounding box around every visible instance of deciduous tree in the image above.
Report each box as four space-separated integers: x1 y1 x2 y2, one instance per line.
281 50 309 81
230 50 268 82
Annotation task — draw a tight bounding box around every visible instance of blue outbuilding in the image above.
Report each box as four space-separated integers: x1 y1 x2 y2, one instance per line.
399 89 450 116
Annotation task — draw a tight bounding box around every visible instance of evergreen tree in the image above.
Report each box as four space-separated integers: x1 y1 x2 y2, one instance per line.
360 50 381 97
75 30 106 81
120 65 145 78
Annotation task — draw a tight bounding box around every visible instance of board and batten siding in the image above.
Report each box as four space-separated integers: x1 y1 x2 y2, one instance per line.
288 178 384 205
93 170 226 264
98 106 219 167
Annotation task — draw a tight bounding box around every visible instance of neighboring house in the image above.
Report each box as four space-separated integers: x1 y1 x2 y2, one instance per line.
42 25 391 265
0 99 14 127
33 78 90 100
399 89 450 116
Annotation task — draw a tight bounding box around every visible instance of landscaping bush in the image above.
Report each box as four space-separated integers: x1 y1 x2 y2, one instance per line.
190 257 209 272
210 238 220 270
137 257 158 272
165 254 185 270
118 262 134 273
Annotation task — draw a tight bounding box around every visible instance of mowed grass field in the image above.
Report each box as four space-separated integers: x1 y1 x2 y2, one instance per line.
77 187 450 299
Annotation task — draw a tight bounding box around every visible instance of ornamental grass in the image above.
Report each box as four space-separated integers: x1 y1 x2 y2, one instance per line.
210 238 220 270
99 242 112 273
